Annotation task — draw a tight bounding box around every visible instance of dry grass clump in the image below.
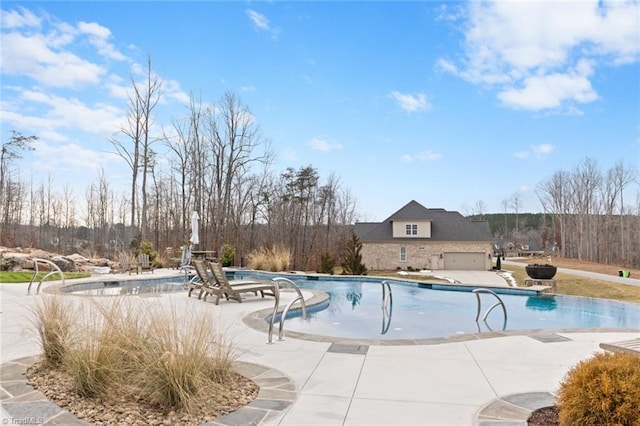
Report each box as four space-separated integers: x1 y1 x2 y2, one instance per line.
30 296 247 414
31 295 74 366
246 244 291 272
557 351 640 426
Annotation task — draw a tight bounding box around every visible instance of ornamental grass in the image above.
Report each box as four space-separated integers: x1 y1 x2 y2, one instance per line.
31 296 239 412
246 244 291 272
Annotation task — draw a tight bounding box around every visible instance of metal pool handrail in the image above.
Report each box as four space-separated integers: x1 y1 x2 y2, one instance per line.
473 288 507 322
28 258 65 295
268 277 307 344
381 280 393 334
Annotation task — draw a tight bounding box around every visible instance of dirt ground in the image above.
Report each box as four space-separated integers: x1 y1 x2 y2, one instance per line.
508 256 639 278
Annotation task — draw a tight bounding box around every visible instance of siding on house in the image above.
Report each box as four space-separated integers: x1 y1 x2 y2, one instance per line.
355 200 493 271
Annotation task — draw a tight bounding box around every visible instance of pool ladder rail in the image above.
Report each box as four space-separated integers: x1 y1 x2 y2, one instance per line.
27 258 65 295
473 288 507 331
381 280 393 334
268 277 307 344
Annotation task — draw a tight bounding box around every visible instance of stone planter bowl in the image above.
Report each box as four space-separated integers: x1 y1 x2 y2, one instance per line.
525 264 557 280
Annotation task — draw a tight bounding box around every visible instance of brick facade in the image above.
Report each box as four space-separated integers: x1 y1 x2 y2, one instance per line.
362 241 492 271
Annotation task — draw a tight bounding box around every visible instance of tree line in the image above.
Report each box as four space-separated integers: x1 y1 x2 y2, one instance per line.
0 59 358 271
1 60 638 270
470 158 639 268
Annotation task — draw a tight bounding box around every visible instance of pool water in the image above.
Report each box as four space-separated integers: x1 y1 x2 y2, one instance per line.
61 272 640 340
61 277 188 296
231 273 640 340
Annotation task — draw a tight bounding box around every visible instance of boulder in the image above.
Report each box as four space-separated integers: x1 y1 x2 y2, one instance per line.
0 253 30 272
52 256 74 272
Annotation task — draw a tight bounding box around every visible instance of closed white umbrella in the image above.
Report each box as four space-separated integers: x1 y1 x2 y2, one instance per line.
189 211 200 246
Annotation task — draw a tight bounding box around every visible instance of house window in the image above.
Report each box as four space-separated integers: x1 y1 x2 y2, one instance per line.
400 246 407 262
405 224 418 235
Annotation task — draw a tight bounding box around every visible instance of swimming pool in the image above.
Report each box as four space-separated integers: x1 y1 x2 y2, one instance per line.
231 272 640 340
60 276 188 296
59 272 640 341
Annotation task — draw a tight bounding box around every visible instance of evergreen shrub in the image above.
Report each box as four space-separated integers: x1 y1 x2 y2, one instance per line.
557 351 640 426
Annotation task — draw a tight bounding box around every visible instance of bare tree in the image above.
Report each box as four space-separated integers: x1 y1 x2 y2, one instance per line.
501 198 509 238
473 200 488 218
537 170 571 257
62 184 76 253
609 160 636 262
1 131 37 242
164 93 206 244
110 56 162 242
510 192 523 246
204 91 272 252
569 158 602 260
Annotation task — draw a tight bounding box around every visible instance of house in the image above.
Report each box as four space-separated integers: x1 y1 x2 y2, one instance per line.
354 200 493 271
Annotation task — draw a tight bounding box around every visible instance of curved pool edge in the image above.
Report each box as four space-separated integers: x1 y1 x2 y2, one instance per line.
40 269 192 296
242 291 640 346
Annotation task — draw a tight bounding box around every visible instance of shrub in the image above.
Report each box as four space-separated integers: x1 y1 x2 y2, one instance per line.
557 351 640 426
220 244 235 267
317 252 335 274
246 244 291 272
341 233 367 275
130 238 159 264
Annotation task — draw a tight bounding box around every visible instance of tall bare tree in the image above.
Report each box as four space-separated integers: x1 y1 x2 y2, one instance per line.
1 131 37 242
510 191 523 246
110 56 162 242
609 161 636 261
204 92 272 252
537 170 571 257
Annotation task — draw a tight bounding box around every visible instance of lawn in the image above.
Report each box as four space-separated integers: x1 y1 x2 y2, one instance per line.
369 262 640 305
0 271 90 283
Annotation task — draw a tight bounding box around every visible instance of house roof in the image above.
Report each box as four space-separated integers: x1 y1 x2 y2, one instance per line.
355 200 492 242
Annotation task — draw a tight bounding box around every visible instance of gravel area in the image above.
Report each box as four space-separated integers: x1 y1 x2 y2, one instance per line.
26 360 259 425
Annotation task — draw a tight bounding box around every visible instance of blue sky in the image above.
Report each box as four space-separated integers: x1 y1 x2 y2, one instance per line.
1 1 639 222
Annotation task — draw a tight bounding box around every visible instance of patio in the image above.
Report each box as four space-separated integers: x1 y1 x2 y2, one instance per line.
1 268 638 425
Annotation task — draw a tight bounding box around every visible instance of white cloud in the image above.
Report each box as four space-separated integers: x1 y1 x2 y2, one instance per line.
402 150 442 162
30 139 123 176
164 79 190 105
390 91 431 113
78 21 111 39
105 75 129 100
498 64 598 111
438 0 640 112
307 136 343 152
79 21 127 61
246 9 280 40
246 9 270 30
0 6 41 28
4 88 124 136
514 143 554 159
1 29 106 88
1 8 127 90
532 143 554 156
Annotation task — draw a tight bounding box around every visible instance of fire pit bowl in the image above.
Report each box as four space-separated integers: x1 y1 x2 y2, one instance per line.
525 264 557 280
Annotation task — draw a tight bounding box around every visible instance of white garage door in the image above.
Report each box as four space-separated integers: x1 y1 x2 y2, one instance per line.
443 252 486 270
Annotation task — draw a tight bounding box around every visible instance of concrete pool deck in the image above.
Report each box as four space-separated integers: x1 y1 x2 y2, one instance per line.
2 268 639 425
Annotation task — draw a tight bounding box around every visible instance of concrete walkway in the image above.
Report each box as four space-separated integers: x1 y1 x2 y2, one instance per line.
2 268 639 425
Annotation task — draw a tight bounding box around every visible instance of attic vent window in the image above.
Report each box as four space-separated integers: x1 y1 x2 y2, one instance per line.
405 224 418 235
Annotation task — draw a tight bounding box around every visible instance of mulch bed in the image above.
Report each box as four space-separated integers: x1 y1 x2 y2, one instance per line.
527 405 560 426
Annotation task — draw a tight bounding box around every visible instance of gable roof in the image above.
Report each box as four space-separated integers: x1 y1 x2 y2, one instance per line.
355 200 492 242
